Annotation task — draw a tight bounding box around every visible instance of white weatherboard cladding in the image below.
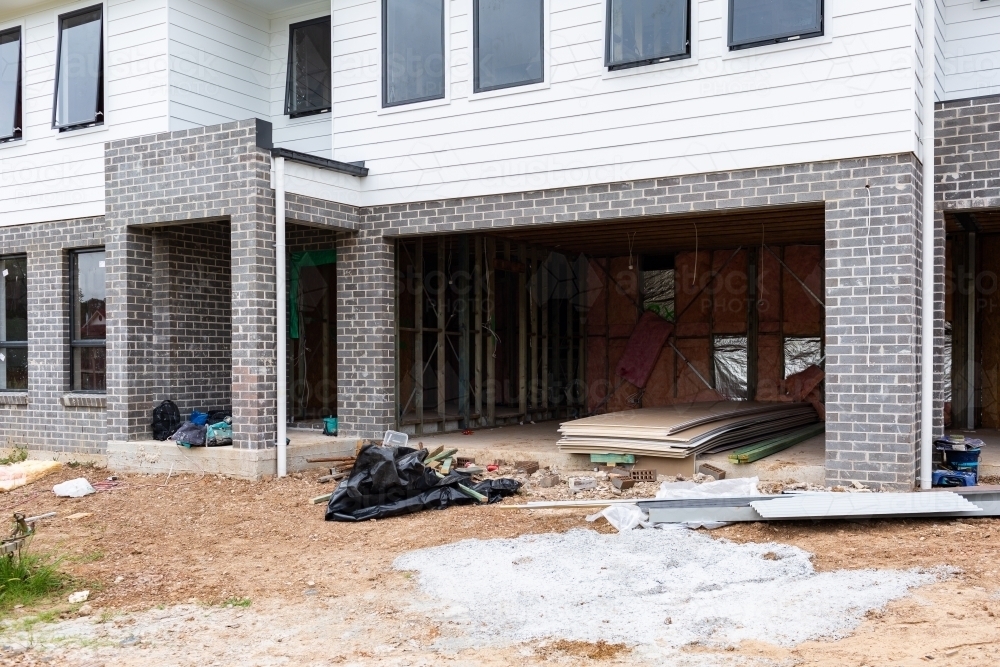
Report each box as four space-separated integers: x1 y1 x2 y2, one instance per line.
0 0 170 228
167 0 333 156
167 0 270 129
942 0 1000 100
268 1 333 158
331 0 922 206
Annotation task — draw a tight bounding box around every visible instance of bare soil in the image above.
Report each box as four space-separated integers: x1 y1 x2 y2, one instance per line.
0 465 998 666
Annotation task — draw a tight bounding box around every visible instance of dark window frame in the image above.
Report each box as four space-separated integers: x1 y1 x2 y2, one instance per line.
381 0 446 108
283 15 332 119
0 253 28 392
51 4 104 132
473 0 546 93
728 0 823 51
605 0 691 71
0 26 23 144
69 248 106 393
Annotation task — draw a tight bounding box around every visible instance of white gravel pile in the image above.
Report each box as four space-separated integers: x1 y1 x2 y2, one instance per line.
394 528 940 650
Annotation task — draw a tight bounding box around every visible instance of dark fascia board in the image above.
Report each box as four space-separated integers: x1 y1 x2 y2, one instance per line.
270 147 368 177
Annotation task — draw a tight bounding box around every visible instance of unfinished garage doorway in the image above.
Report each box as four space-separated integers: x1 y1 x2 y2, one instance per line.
948 211 1000 429
394 205 827 435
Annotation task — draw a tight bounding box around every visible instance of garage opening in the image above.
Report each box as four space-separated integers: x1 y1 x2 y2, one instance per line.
395 204 826 442
947 210 1000 431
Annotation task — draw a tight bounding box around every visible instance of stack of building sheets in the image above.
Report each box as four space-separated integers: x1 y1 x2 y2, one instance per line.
557 402 819 459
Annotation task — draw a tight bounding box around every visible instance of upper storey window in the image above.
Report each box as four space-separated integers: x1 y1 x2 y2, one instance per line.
0 27 22 143
382 0 445 107
606 0 690 70
53 5 104 131
285 17 332 118
474 0 544 92
728 0 823 51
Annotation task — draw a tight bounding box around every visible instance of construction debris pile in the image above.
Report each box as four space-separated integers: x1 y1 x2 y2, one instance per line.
557 400 822 459
323 443 520 522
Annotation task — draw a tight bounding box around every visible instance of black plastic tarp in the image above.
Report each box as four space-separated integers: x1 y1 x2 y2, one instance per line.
325 444 521 522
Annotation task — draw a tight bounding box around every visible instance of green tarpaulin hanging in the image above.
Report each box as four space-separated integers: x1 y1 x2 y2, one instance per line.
289 249 336 339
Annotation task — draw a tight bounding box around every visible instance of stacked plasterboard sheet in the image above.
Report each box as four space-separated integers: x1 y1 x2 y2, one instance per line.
557 402 819 458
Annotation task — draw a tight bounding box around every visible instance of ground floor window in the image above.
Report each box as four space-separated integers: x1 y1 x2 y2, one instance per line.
0 254 27 390
70 248 106 391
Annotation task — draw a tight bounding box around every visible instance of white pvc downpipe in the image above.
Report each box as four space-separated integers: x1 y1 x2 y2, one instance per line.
919 0 936 490
275 156 288 478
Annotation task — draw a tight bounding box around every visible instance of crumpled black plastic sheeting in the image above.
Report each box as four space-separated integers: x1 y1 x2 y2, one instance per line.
325 444 521 522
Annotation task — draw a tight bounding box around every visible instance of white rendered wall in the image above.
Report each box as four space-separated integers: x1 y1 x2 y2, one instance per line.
331 0 923 206
0 0 169 227
942 0 1000 100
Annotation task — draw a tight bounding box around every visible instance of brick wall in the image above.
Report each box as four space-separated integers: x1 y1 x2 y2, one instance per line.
0 217 108 455
936 95 1000 211
352 155 932 489
154 221 233 416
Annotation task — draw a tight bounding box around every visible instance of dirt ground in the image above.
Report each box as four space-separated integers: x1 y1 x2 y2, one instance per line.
0 465 999 666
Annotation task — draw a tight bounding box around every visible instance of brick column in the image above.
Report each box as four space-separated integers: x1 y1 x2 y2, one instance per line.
106 227 158 441
231 205 277 450
336 225 395 439
824 156 925 490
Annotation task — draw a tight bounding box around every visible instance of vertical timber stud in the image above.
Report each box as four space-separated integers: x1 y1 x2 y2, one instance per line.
437 237 446 426
566 261 574 417
966 233 976 430
486 238 497 426
474 236 483 425
578 255 586 412
415 239 424 435
458 236 471 429
541 251 549 415
530 248 539 416
517 243 528 420
747 250 759 400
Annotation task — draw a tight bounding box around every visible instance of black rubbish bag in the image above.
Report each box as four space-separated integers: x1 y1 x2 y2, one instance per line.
325 444 521 522
151 400 182 441
170 421 207 447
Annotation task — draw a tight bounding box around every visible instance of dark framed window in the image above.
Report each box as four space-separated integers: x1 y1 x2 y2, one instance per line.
284 16 332 118
0 255 27 391
70 249 106 392
474 0 544 93
53 5 104 132
606 0 690 70
0 26 22 144
728 0 823 51
382 0 445 107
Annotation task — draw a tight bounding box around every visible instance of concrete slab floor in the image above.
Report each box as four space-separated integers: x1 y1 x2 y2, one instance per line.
412 420 828 486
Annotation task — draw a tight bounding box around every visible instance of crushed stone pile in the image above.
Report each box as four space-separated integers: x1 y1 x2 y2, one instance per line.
395 528 942 651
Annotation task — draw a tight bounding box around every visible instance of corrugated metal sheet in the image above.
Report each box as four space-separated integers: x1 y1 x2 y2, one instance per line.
750 492 980 519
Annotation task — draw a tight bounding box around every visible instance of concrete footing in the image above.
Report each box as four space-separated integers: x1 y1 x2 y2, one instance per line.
107 431 361 480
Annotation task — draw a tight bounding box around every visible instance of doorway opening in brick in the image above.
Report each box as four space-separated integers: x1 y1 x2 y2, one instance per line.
286 224 338 428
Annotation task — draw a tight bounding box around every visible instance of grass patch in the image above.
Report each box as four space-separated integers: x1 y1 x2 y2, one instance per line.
67 551 104 565
0 549 66 618
66 460 96 470
222 596 251 608
0 447 28 466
